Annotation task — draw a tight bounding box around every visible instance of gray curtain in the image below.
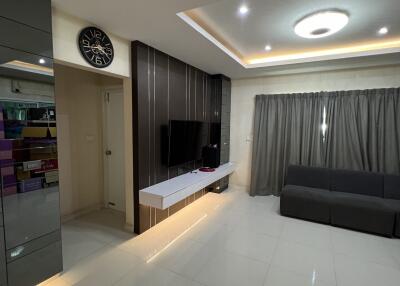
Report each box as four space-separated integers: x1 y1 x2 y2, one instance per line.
250 88 400 196
250 93 326 196
325 88 400 174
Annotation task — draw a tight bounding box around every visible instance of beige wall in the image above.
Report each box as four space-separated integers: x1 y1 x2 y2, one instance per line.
51 8 134 228
55 64 122 218
230 65 400 189
52 9 131 78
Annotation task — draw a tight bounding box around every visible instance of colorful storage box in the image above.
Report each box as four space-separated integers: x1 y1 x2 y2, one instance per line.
29 144 57 161
23 160 42 171
2 174 16 186
40 159 58 172
12 139 29 162
3 185 17 196
0 107 4 139
0 159 15 176
0 139 12 160
18 177 42 193
45 170 59 184
2 174 17 196
16 167 31 180
22 127 57 138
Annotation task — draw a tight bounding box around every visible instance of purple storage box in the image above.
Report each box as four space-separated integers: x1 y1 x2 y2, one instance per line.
0 139 13 160
2 175 17 196
0 107 3 139
0 139 12 150
0 159 15 176
3 174 16 186
0 159 14 167
19 177 42 193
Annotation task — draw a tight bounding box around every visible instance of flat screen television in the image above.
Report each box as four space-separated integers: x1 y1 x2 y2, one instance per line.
164 120 208 167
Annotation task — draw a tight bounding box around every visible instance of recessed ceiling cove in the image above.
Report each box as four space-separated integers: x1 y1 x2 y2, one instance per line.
178 0 400 68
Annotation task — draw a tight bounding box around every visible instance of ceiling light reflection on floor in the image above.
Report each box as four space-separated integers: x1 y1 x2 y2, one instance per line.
378 27 389 35
238 5 249 15
265 45 272 51
146 214 208 263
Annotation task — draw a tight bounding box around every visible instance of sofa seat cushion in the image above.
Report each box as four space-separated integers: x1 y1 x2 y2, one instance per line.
331 192 395 237
383 199 400 238
280 185 331 223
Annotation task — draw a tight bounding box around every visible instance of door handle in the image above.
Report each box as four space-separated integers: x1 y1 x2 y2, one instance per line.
105 150 112 155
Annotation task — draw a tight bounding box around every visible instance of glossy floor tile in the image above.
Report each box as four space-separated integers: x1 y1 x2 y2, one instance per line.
193 248 268 286
50 186 400 286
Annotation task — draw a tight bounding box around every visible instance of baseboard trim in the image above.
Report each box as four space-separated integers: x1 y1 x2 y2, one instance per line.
61 203 103 223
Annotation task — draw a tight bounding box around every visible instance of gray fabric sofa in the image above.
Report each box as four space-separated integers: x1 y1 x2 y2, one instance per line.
280 165 400 237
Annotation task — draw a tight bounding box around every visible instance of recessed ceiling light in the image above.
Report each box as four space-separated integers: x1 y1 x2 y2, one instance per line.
38 58 46 64
294 10 349 39
265 45 272 51
378 26 389 35
238 5 249 15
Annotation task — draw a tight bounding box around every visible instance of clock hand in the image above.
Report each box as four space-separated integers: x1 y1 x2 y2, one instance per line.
90 45 111 59
95 45 111 59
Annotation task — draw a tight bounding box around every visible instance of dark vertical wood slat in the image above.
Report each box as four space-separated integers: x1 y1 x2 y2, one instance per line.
196 71 204 122
139 205 151 233
131 42 140 234
189 67 196 121
169 57 187 120
205 75 212 144
168 57 187 178
136 44 151 190
154 50 169 183
149 47 156 185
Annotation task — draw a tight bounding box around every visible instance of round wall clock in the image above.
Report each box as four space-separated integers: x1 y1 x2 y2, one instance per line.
78 27 114 68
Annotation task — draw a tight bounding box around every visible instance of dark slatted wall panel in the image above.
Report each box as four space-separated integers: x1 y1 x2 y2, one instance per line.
132 41 217 233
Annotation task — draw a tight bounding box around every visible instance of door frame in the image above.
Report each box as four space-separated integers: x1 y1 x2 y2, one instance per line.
101 85 125 210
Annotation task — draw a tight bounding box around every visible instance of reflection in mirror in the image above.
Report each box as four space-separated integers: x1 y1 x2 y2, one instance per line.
0 50 60 250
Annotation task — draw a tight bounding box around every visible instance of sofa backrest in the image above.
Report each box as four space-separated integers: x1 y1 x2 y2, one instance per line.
331 169 383 197
286 165 330 190
384 174 400 200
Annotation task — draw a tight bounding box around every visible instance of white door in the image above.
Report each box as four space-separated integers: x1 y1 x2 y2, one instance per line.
103 88 125 212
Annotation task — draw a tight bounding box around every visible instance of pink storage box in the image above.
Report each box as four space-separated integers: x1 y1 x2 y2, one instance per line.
0 159 15 176
3 186 17 196
1 166 14 176
0 150 12 160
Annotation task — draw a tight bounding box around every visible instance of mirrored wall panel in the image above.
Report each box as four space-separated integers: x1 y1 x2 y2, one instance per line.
0 1 63 283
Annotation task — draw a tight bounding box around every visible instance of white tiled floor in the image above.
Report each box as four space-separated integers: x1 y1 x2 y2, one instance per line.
45 186 400 286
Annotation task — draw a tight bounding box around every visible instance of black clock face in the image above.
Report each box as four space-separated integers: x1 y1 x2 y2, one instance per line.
78 27 114 68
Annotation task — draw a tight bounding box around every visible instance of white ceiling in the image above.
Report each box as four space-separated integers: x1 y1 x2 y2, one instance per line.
187 0 400 61
52 0 400 79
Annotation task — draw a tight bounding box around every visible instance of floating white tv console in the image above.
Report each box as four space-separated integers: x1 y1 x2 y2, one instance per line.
139 162 236 210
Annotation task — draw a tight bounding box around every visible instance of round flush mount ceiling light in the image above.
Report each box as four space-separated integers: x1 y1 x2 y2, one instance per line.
294 10 349 39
